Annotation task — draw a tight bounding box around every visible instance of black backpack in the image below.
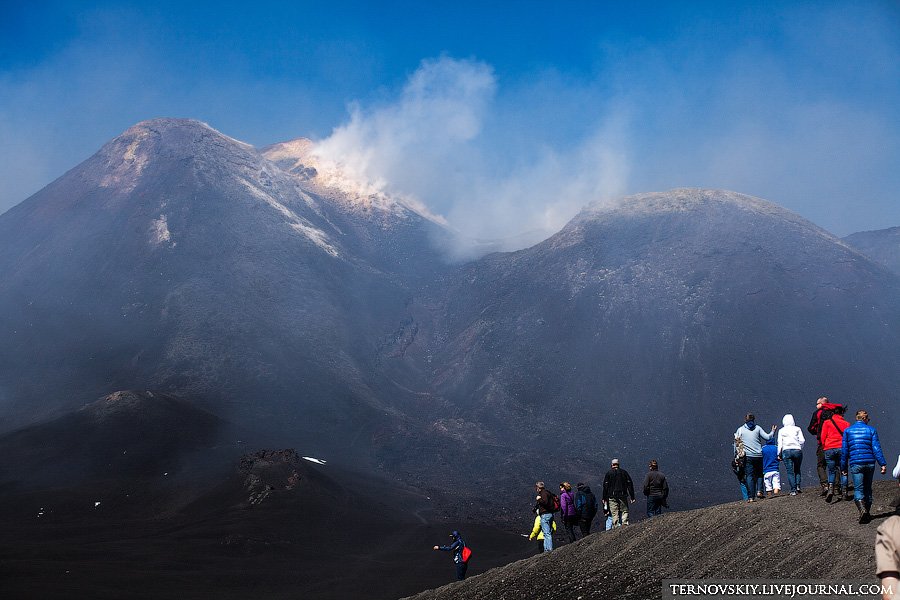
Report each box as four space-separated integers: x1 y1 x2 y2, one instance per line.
577 490 598 519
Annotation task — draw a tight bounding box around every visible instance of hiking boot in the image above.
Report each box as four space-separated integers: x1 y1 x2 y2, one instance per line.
825 484 834 503
796 487 802 494
862 500 873 524
820 484 828 497
833 485 843 502
843 488 852 502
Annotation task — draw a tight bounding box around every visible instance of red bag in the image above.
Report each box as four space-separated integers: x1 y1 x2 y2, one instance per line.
461 546 472 563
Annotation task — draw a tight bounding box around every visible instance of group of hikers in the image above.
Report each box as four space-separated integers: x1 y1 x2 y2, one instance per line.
432 394 900 585
733 396 900 525
431 458 669 580
529 458 669 554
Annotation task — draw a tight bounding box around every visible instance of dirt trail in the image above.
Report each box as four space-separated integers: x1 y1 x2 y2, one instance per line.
405 481 900 600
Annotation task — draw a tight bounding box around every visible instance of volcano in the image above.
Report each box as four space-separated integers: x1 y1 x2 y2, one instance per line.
1 122 898 517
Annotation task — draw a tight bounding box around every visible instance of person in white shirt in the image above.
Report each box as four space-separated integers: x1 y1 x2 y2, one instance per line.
777 414 806 495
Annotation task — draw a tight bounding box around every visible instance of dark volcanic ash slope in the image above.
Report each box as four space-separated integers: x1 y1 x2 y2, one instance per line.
0 414 532 600
383 189 900 504
406 482 900 600
0 119 449 463
845 226 900 276
0 390 222 490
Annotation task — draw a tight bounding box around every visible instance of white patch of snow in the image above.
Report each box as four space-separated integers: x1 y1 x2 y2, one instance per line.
100 131 150 192
150 214 175 247
238 178 340 257
302 456 327 465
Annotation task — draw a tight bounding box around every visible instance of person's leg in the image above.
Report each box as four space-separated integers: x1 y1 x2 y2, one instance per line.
739 478 749 500
564 517 577 543
620 500 630 525
795 451 803 491
609 498 621 527
783 450 796 493
456 561 467 580
862 463 875 509
851 463 865 501
540 513 554 551
825 449 840 500
772 472 781 495
579 519 590 537
744 459 757 500
817 444 827 490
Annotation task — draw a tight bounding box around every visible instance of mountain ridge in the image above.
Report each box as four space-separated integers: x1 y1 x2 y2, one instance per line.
1 121 898 515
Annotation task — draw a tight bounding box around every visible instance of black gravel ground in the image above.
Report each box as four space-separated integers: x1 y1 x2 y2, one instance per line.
404 481 900 600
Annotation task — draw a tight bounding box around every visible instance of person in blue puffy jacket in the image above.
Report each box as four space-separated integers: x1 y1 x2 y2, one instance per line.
841 409 888 524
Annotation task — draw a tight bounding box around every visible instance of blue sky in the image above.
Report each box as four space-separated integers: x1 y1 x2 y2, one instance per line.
2 1 898 241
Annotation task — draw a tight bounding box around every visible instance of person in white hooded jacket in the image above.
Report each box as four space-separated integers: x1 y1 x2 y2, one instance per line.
777 414 806 495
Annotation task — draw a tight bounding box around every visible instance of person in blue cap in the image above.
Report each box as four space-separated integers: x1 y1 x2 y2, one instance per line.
433 530 469 580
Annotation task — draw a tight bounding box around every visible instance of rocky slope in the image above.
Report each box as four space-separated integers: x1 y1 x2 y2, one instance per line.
406 481 900 600
2 123 900 517
383 189 900 505
0 400 532 600
845 226 900 276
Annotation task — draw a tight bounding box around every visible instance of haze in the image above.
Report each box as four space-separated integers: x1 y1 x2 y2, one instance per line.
2 1 898 249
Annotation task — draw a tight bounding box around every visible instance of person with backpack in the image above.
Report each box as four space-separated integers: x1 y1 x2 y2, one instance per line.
528 507 557 553
732 436 750 501
432 530 470 580
820 404 851 503
777 413 805 495
841 409 888 524
534 481 556 552
642 459 669 517
574 482 599 536
559 482 578 543
734 413 777 502
602 458 635 527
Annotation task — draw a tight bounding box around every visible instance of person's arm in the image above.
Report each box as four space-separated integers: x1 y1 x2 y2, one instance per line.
841 428 850 474
663 476 669 500
759 428 773 441
627 473 635 502
872 429 887 471
777 430 784 457
642 474 651 497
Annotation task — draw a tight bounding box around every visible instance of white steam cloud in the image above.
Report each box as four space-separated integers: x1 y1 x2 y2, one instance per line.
313 57 630 258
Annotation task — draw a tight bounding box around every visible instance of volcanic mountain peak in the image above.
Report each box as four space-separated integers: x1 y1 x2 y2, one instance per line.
96 118 252 192
579 188 815 228
262 137 447 227
79 390 220 426
548 187 845 254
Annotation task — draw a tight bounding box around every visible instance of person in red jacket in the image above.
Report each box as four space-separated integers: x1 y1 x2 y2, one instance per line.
820 404 851 503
